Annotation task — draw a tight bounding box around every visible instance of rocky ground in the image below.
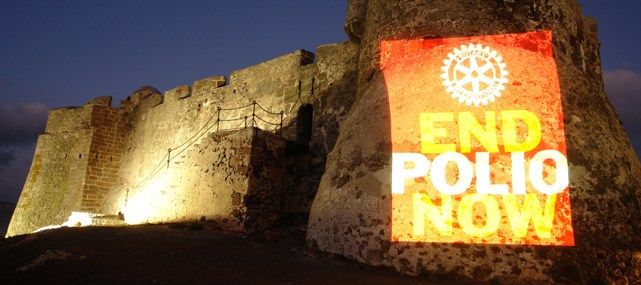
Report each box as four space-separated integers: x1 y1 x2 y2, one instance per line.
0 222 463 285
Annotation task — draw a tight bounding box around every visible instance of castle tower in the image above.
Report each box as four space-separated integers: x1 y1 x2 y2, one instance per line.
308 0 641 283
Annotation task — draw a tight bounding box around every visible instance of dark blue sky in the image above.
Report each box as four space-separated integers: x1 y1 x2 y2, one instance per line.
0 1 640 202
0 1 348 107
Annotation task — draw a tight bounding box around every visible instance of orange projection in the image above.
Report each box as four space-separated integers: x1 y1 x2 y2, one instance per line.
382 30 574 246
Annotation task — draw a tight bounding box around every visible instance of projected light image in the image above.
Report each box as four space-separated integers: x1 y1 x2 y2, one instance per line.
382 30 574 246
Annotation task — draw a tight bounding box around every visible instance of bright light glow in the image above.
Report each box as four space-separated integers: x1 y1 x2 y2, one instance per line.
383 30 574 246
33 211 93 233
122 171 171 225
66 212 92 227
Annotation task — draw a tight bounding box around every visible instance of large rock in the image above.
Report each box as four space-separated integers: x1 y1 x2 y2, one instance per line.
307 0 641 283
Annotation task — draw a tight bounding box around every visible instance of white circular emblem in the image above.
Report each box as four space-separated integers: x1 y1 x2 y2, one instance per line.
440 43 508 106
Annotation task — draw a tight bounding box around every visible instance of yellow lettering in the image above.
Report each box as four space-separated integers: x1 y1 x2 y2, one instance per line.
458 194 501 238
501 110 542 152
413 193 453 236
503 194 557 239
420 112 456 154
459 111 499 153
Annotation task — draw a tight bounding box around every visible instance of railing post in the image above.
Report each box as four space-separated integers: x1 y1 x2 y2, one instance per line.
252 101 256 128
280 111 284 132
216 107 221 131
244 116 248 128
167 148 171 169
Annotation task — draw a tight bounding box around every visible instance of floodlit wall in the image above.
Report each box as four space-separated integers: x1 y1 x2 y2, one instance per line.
7 99 116 236
103 51 311 219
119 128 284 231
81 99 127 213
7 44 360 235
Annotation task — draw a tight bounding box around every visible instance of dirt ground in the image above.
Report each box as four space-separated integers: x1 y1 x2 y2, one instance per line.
0 223 462 285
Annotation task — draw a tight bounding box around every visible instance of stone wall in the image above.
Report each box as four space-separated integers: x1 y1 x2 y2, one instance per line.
307 0 641 283
100 45 359 222
117 128 284 232
103 50 314 219
81 97 127 212
281 42 360 216
8 43 361 235
7 105 95 236
245 129 286 230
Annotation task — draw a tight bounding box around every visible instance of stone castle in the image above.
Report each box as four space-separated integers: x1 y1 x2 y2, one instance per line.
8 0 641 283
8 46 357 235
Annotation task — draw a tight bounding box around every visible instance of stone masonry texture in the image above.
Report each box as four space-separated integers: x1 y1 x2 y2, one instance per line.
307 0 641 284
8 42 358 236
7 1 641 283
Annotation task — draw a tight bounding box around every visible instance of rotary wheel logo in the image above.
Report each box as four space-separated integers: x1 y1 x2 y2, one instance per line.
441 43 509 106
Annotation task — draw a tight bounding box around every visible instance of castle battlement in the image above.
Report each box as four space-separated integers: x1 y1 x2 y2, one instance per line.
8 42 359 237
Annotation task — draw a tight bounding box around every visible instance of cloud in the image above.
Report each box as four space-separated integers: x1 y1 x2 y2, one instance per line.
0 103 48 146
604 69 641 155
0 103 49 202
0 148 16 166
0 103 47 171
0 144 36 202
0 103 46 202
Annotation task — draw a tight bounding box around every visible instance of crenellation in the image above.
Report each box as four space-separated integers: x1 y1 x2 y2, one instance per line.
130 86 161 105
192 75 226 98
81 49 324 224
164 85 191 101
11 3 640 280
86 96 113 107
137 92 164 113
300 49 315 66
44 106 93 133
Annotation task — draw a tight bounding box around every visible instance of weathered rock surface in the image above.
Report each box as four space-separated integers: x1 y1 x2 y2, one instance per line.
307 0 641 283
116 128 285 232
